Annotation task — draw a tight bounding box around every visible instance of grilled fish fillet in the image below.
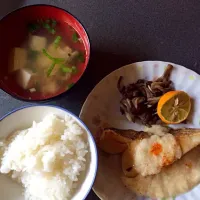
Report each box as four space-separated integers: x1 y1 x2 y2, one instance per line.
171 128 200 155
103 127 200 177
122 146 200 198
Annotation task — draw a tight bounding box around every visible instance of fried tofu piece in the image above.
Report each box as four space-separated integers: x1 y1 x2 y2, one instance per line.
29 35 47 51
36 53 52 69
41 81 59 95
17 68 36 89
48 43 72 60
9 48 27 72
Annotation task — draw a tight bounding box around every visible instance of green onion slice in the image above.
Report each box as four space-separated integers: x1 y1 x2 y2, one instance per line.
68 83 74 89
60 65 73 73
54 36 62 48
47 62 56 76
42 49 65 63
72 32 79 43
71 66 77 73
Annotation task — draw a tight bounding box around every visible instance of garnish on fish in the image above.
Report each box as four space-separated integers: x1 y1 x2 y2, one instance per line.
128 133 182 177
157 90 191 124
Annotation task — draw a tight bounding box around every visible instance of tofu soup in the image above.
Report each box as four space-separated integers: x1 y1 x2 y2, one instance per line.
8 19 86 98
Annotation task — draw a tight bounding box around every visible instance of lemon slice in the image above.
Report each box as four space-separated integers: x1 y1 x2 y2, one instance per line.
157 91 191 124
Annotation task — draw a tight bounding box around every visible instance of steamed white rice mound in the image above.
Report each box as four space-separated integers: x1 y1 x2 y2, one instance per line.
0 114 88 200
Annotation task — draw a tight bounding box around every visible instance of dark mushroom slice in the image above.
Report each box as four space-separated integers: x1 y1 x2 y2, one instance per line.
125 111 136 122
132 90 141 98
139 112 153 126
147 96 161 105
120 98 133 113
124 84 138 99
132 97 146 109
136 79 146 84
139 85 154 98
155 64 173 82
103 128 149 140
117 76 124 93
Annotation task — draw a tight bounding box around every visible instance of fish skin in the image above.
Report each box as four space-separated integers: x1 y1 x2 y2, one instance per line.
103 128 149 140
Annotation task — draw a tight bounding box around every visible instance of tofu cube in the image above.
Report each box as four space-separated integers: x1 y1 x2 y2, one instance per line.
9 48 27 72
29 36 47 51
42 81 59 95
17 68 36 89
48 43 72 60
68 51 79 63
60 72 71 81
47 43 58 57
57 46 72 58
36 53 52 69
65 72 71 81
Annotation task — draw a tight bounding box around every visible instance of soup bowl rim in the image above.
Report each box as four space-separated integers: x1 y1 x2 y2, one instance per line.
0 4 91 102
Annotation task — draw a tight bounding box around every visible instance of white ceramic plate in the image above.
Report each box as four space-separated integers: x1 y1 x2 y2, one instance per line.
79 61 200 200
0 105 97 200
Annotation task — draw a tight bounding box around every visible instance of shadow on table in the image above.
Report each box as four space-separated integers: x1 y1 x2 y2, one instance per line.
81 50 144 90
74 50 149 96
0 0 23 18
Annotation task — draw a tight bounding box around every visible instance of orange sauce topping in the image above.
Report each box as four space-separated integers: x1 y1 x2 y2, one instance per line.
150 143 163 156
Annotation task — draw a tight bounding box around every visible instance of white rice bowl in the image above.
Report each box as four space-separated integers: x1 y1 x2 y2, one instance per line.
0 106 97 200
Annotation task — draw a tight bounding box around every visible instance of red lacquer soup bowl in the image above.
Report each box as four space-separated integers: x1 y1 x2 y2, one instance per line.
0 5 90 101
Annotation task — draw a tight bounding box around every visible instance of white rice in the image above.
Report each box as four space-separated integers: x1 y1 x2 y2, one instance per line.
0 114 88 200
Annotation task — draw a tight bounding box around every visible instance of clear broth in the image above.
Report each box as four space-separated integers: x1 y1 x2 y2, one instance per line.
9 19 86 98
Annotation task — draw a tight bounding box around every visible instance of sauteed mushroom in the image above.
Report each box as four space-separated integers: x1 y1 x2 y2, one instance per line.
118 64 174 126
